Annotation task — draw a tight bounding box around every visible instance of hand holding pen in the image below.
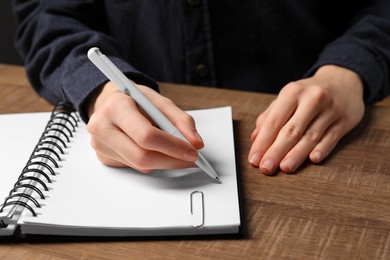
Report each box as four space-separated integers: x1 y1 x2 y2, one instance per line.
86 48 220 182
87 78 204 170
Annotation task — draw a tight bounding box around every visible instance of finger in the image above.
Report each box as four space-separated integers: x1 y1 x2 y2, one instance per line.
111 98 199 163
309 119 349 164
94 126 196 173
88 119 148 170
139 85 204 149
251 104 272 141
279 109 340 172
90 136 128 167
251 128 259 142
87 93 199 170
257 86 333 174
248 90 299 167
262 93 325 158
170 111 204 150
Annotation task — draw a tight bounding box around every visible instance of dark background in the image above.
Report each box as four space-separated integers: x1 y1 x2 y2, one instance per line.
0 1 23 64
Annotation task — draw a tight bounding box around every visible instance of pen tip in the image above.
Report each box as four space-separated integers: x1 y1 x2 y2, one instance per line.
215 177 222 184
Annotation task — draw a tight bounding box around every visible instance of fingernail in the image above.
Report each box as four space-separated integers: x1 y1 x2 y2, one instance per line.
194 130 203 143
261 159 275 174
281 158 296 172
185 149 198 162
249 153 261 167
311 151 323 163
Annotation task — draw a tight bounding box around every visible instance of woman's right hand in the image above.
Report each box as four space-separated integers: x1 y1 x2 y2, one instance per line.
86 81 204 173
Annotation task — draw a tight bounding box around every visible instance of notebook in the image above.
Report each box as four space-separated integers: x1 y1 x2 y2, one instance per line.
0 103 240 237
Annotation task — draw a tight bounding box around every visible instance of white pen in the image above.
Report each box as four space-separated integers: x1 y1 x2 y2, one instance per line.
87 47 221 184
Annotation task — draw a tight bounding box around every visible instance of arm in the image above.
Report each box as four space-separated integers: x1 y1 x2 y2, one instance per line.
13 0 203 171
306 0 390 104
13 0 157 122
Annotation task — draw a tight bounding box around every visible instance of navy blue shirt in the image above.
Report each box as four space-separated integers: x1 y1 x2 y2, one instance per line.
13 0 390 121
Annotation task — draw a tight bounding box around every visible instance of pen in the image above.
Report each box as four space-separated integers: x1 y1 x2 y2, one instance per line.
87 47 221 184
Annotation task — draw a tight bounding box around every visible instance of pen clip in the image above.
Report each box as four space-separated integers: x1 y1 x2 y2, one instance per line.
190 191 204 228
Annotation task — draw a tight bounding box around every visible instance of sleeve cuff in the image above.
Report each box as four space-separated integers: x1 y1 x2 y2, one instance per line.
61 56 159 123
304 41 388 104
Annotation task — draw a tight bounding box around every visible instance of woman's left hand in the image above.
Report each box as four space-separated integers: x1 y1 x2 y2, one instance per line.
248 65 365 174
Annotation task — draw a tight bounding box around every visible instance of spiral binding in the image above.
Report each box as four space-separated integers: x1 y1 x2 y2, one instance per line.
0 102 80 220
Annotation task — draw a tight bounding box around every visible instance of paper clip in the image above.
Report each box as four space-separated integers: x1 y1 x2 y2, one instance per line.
190 191 204 228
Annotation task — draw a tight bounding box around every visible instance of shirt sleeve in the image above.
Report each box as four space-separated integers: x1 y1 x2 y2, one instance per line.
13 0 158 122
305 1 390 104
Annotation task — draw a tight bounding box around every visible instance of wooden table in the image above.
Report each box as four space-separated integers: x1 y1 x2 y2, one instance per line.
1 64 390 259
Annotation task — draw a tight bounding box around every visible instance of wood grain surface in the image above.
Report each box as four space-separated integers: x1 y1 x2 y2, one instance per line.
1 64 390 259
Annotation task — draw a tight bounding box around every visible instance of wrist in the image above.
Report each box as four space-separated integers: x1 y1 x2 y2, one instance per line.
314 65 364 98
87 81 120 118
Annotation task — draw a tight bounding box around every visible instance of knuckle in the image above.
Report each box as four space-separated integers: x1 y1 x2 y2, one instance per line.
101 94 136 118
86 122 96 135
98 156 111 165
281 82 304 95
304 130 321 144
132 150 152 169
87 118 103 136
96 154 113 166
177 113 196 128
266 117 282 131
256 114 265 126
100 96 122 113
136 127 158 148
155 96 174 109
282 124 302 142
89 138 99 151
310 86 331 104
331 101 342 116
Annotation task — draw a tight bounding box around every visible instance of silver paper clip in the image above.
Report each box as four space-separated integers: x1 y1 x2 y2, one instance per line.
190 191 204 228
